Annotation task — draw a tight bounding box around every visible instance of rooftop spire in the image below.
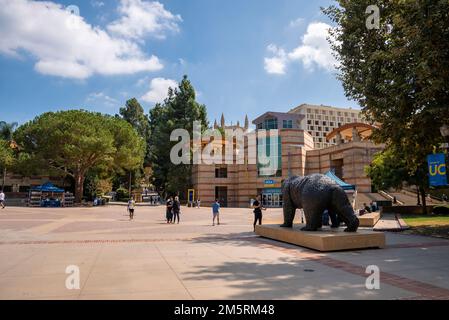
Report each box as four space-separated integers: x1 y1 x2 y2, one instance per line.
220 113 225 128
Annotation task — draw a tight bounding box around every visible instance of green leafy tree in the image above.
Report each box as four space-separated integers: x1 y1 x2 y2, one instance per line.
118 98 150 158
148 75 208 197
14 110 145 203
0 139 15 189
117 98 150 192
0 121 18 141
324 0 449 213
0 121 18 189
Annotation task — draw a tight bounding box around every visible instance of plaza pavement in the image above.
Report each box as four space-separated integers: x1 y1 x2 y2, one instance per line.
0 205 448 300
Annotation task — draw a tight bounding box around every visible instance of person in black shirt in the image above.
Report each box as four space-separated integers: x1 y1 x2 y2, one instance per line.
166 197 173 224
173 196 181 224
252 195 266 231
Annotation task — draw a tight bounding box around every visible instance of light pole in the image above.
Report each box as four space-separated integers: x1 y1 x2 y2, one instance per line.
440 124 449 185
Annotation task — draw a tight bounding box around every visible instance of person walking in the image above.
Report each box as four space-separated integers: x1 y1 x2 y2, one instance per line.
0 189 5 209
127 197 135 220
166 196 173 224
252 195 266 231
197 198 201 208
173 196 181 224
212 199 220 226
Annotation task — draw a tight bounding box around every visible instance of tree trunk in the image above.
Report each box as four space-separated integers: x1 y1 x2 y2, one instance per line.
419 185 427 215
74 171 85 204
2 167 5 190
416 186 421 206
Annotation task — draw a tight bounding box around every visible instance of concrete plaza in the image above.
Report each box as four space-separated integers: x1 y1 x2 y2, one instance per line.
0 205 448 300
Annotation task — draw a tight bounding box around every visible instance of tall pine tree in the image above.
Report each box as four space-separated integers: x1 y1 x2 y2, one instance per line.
148 75 208 198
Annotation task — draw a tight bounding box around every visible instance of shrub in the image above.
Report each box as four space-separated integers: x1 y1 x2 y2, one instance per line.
116 187 130 202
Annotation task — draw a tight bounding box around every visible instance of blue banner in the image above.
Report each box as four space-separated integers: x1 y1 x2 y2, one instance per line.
427 153 448 187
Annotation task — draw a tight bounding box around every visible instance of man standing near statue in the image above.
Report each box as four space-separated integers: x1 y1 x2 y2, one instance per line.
252 195 266 231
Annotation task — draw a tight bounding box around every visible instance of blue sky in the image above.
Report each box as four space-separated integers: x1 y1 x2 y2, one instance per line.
0 0 359 126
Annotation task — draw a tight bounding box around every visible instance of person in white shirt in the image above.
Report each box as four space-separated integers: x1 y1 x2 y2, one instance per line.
0 190 5 209
127 197 135 220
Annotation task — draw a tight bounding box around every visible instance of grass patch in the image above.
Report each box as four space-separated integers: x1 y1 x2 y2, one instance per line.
402 214 449 239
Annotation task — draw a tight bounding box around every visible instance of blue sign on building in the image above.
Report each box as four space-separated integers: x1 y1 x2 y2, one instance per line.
264 180 275 185
427 153 448 187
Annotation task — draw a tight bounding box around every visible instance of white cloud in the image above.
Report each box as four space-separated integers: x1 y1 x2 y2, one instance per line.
289 17 305 28
288 22 337 71
264 44 287 75
264 22 337 75
0 0 181 79
141 77 178 103
86 92 119 107
107 0 182 41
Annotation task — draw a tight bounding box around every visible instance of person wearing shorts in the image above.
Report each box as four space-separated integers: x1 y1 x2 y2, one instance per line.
127 197 135 220
212 199 220 226
0 190 5 209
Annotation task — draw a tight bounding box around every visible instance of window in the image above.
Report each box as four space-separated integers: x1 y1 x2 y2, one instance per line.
307 109 311 113
257 136 282 177
307 120 311 125
215 166 228 178
323 121 327 126
330 122 334 126
310 126 314 130
282 119 293 129
325 127 329 131
257 123 263 129
318 127 322 131
315 121 319 125
264 118 278 130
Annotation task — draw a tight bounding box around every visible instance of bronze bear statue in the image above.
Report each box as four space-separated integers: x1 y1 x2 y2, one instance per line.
280 174 359 232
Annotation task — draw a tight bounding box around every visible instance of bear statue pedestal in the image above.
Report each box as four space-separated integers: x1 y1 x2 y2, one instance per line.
358 212 381 227
255 224 385 252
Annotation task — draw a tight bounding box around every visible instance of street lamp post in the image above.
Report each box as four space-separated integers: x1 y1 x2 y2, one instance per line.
440 124 449 186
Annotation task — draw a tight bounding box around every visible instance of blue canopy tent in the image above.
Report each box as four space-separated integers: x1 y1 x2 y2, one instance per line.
30 182 65 207
324 171 356 191
31 182 65 193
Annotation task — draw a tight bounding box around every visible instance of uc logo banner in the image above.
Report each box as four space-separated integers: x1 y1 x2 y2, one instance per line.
427 153 448 187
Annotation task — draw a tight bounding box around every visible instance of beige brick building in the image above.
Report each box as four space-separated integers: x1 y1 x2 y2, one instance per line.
289 103 366 149
192 112 383 208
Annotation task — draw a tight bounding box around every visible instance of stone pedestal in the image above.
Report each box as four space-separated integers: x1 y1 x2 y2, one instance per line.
255 224 385 252
358 212 381 227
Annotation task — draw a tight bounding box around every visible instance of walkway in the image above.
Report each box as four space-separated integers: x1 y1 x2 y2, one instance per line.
0 206 448 299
